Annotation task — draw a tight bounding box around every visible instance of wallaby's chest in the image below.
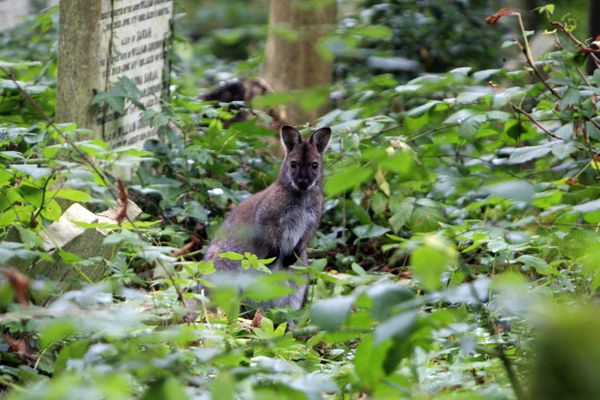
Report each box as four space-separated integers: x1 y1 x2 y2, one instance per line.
278 206 317 255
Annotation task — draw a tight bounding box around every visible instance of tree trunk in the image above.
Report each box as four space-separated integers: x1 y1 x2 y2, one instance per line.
262 0 337 126
588 0 600 74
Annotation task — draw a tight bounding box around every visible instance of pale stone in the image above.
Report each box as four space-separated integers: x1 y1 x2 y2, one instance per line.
18 201 142 283
56 0 173 148
0 1 31 32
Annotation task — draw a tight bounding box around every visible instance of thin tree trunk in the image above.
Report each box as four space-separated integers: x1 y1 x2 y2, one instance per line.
262 0 337 125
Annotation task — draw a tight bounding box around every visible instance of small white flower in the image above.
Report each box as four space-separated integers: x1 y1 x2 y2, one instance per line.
208 188 224 196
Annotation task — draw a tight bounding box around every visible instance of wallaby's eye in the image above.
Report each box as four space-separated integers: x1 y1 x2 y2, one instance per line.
312 162 319 169
290 161 297 169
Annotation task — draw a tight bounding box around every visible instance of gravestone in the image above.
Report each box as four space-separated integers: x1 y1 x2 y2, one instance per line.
57 0 173 147
0 1 31 31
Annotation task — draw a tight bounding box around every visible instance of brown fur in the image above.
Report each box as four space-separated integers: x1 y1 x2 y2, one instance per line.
203 126 331 310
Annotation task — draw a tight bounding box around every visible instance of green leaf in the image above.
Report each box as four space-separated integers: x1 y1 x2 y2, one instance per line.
516 255 558 276
352 224 389 239
355 25 392 39
219 252 244 261
211 372 236 400
40 199 62 222
573 199 600 213
38 320 78 349
505 143 552 164
406 100 442 117
367 283 415 320
481 180 535 203
378 152 412 173
389 199 414 232
55 339 90 374
354 336 393 391
411 237 456 291
559 88 580 109
410 206 444 232
310 295 355 331
325 165 374 196
59 249 83 264
374 311 417 344
142 377 190 400
0 60 42 69
10 164 52 180
50 189 93 202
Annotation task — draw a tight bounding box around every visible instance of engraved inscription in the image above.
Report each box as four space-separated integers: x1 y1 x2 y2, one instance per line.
98 0 173 147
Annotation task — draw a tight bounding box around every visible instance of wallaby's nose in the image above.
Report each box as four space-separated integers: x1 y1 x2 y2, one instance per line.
297 178 310 190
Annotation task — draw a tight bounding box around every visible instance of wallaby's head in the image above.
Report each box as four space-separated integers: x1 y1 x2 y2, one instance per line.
279 125 331 192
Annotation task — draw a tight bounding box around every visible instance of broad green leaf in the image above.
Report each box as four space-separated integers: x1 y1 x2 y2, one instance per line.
38 319 78 349
367 283 415 320
378 152 412 173
506 144 552 164
410 206 444 232
388 197 415 232
516 255 558 276
40 199 62 221
10 164 52 179
50 189 93 202
142 377 190 400
573 199 600 213
481 180 535 203
354 336 393 391
406 100 442 117
374 311 417 344
310 295 355 331
211 372 235 400
325 165 374 196
411 236 456 291
352 224 389 239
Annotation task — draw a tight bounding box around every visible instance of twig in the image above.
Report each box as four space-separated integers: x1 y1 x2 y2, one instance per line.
551 21 600 69
513 106 600 155
549 22 600 132
511 105 563 140
512 13 561 99
27 168 57 228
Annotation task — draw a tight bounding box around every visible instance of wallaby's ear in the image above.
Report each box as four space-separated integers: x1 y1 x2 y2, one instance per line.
310 127 331 154
280 126 302 154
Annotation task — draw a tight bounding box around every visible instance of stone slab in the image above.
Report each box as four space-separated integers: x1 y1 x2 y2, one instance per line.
18 201 142 283
56 0 173 148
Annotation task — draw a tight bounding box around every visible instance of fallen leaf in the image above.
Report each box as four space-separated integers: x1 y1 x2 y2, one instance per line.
116 179 128 225
485 8 515 24
4 334 34 363
3 267 29 306
252 309 263 328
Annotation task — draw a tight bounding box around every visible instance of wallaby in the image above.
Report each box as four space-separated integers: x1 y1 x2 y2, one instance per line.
203 125 331 310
